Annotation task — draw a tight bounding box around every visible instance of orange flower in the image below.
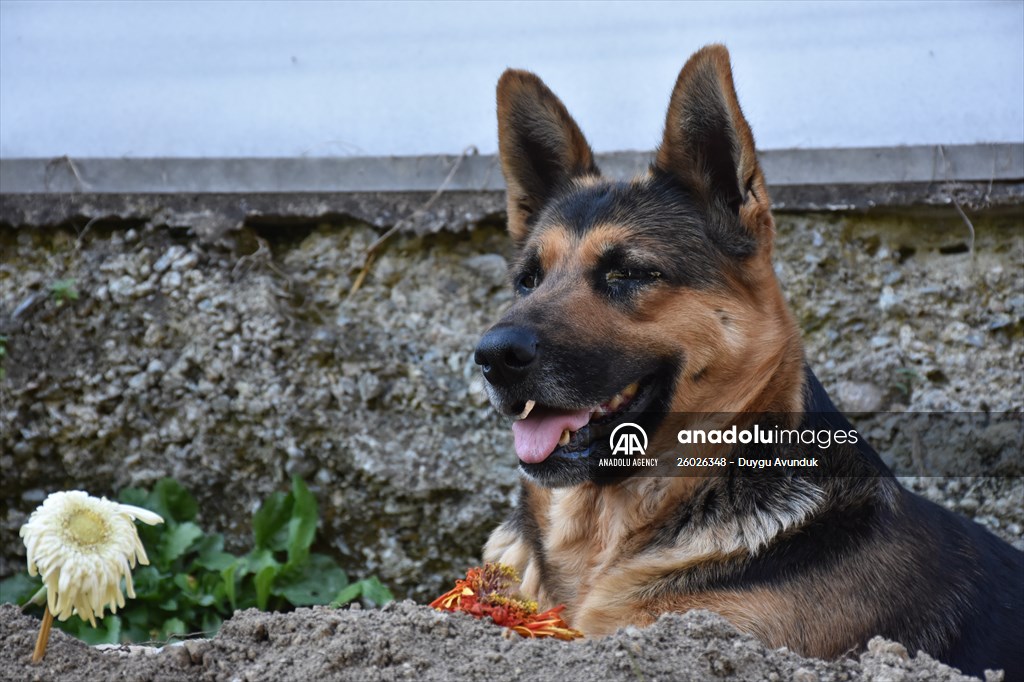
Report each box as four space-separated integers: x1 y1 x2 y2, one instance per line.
430 563 583 640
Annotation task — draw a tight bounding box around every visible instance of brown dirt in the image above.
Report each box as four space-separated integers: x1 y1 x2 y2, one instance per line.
0 602 990 682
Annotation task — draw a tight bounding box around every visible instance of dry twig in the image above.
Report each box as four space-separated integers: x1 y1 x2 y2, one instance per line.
937 145 976 260
348 146 477 298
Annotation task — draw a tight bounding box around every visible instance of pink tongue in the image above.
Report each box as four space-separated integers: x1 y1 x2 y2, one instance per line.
512 408 592 464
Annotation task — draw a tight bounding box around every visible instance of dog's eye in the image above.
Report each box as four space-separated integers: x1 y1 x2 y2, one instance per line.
606 268 661 285
516 271 541 294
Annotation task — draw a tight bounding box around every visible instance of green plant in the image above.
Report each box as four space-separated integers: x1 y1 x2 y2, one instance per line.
893 367 922 397
1 477 392 644
49 278 79 306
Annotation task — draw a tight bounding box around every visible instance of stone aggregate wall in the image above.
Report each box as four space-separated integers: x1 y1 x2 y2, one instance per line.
1 207 1021 600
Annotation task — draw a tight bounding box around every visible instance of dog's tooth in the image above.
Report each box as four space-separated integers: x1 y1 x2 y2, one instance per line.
558 429 571 446
515 399 536 421
608 394 623 411
622 383 639 399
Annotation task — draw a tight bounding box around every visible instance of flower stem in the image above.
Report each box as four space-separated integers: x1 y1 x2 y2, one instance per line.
31 609 53 664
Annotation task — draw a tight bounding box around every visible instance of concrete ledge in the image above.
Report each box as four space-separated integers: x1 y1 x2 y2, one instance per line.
2 144 1021 194
0 145 1021 236
0 191 507 239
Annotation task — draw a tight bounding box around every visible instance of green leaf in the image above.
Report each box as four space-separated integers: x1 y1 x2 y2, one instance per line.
198 551 237 572
193 534 237 572
201 612 223 637
0 573 43 606
274 554 347 606
193 592 217 607
159 522 204 564
252 490 291 552
161 617 187 641
221 564 237 610
172 573 218 609
172 572 196 593
65 614 121 645
131 565 166 600
253 565 279 611
331 582 363 607
152 478 198 523
286 477 318 567
331 577 394 607
356 577 394 606
120 618 153 645
159 595 179 611
118 487 149 508
50 278 79 303
191 533 222 557
240 548 278 576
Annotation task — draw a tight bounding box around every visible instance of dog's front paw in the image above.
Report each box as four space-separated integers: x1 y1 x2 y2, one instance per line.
483 522 547 605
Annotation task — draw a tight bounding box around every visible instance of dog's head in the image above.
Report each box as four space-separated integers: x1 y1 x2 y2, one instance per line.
476 45 803 486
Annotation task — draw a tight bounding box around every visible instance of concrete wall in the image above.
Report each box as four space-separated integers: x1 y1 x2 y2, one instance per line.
2 0 1022 158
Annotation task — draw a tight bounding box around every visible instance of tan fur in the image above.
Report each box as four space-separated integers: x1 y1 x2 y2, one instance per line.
575 223 654 264
534 227 574 275
487 489 847 650
490 472 822 633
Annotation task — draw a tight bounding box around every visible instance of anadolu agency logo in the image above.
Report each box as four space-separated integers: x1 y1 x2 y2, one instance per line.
600 423 658 468
609 422 648 457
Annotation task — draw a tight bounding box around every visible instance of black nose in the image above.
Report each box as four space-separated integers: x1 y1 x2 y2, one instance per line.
474 326 539 386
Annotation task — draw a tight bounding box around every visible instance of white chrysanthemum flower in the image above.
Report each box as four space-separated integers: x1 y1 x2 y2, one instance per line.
20 490 164 627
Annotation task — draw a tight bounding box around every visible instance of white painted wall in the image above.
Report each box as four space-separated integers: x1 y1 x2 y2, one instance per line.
1 0 1021 158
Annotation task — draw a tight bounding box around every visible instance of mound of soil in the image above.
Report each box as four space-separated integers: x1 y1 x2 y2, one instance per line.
0 601 991 682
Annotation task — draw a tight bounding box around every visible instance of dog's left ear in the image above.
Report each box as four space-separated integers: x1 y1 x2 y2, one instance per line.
655 45 773 250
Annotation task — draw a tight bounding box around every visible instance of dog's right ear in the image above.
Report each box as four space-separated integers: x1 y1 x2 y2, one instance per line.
497 69 599 242
654 45 773 253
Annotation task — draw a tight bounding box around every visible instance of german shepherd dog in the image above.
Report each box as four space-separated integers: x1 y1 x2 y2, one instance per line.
474 45 1023 678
